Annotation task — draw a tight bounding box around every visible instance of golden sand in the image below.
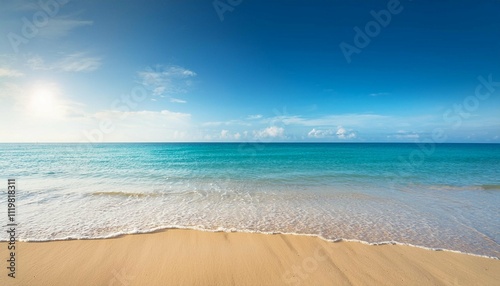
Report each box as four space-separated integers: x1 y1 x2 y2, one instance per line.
3 229 499 285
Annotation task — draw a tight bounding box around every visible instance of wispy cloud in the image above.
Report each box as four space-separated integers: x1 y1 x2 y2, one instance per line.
0 82 22 100
203 113 392 135
387 130 420 140
3 0 38 11
138 65 197 97
246 114 263 120
199 112 453 142
27 53 101 72
39 18 93 39
0 68 23 77
57 53 101 72
95 109 191 122
266 113 391 127
369 92 390 97
26 55 45 70
91 109 192 141
202 119 251 127
170 98 187 103
5 0 94 38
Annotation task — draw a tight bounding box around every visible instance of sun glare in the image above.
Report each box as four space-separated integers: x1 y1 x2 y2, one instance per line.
29 82 62 117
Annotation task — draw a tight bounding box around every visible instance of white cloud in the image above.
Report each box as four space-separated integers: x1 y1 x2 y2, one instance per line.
220 129 229 138
202 113 393 131
170 98 187 103
307 128 334 138
387 130 420 140
138 65 196 97
247 114 263 120
307 126 356 139
336 126 357 139
198 113 453 142
0 68 23 77
27 53 101 72
254 126 284 139
217 130 244 140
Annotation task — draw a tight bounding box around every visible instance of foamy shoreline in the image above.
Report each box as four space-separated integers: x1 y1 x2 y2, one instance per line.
9 226 499 260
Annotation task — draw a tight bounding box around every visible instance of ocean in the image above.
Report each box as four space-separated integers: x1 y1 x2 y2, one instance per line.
1 143 499 258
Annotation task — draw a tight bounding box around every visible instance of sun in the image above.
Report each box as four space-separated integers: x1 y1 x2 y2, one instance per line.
29 82 62 117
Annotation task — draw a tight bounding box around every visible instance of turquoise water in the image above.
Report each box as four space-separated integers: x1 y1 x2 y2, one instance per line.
1 143 499 258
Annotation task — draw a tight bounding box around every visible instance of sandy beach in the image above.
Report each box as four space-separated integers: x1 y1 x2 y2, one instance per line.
3 229 498 286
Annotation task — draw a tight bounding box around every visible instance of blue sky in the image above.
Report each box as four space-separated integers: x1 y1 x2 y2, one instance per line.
0 0 499 142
